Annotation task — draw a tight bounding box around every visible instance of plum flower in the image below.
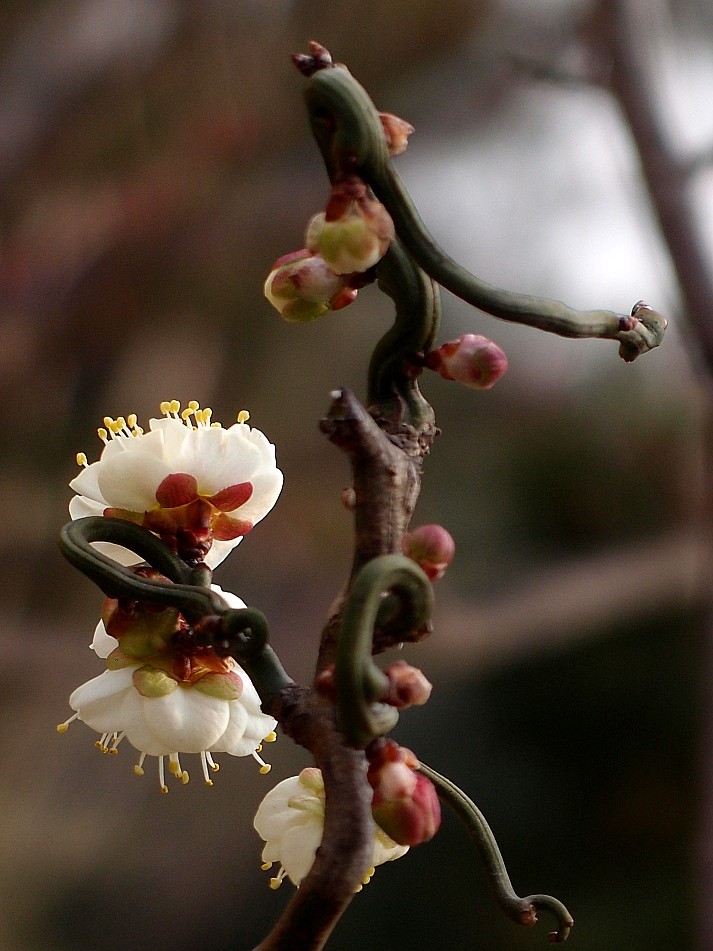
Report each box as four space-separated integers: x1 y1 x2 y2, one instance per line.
69 400 283 569
57 585 278 792
254 767 408 889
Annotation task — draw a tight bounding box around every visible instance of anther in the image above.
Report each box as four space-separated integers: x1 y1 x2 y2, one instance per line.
76 452 88 468
264 731 277 743
97 427 108 444
56 713 79 733
237 410 250 424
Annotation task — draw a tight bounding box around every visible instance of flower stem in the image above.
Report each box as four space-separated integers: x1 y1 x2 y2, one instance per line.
335 554 433 748
418 762 574 943
59 517 293 704
302 61 666 362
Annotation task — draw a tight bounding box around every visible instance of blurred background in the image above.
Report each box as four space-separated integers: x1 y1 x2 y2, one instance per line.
1 1 712 949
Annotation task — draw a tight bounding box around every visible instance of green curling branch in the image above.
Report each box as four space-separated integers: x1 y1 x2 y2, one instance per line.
335 554 433 748
299 47 667 363
59 517 293 705
419 762 574 944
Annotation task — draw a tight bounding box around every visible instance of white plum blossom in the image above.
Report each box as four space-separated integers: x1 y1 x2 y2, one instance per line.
57 586 278 792
70 400 283 569
254 767 408 889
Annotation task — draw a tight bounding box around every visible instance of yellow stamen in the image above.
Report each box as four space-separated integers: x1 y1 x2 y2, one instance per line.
259 764 272 775
264 731 277 743
134 765 145 776
188 400 200 411
97 427 108 444
237 410 250 423
261 862 273 871
160 401 171 414
269 877 282 890
169 399 180 415
181 771 190 785
127 413 137 429
76 452 88 467
56 713 79 733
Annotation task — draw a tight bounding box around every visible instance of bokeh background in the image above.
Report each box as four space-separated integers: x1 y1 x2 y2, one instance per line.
2 1 712 949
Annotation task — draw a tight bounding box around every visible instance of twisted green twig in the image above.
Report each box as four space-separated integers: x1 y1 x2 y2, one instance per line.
368 239 440 423
301 55 667 362
419 762 574 943
59 517 292 703
335 554 433 748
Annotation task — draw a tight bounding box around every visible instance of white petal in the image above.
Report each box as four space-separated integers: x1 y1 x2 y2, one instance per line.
204 537 243 569
280 820 323 885
372 831 409 866
133 686 231 753
208 699 250 754
90 621 119 658
210 585 246 610
69 667 137 732
182 427 261 496
235 468 283 525
69 462 105 503
254 776 305 839
97 451 171 511
69 495 105 519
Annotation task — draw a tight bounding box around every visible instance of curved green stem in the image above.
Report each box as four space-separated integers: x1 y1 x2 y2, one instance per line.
59 517 293 703
335 555 433 748
419 762 573 943
368 239 440 423
302 61 666 362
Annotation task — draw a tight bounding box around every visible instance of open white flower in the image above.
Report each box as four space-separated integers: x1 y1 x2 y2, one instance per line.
57 586 278 792
254 767 408 889
70 400 283 568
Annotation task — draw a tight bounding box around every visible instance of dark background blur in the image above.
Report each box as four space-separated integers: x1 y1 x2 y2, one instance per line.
2 1 712 949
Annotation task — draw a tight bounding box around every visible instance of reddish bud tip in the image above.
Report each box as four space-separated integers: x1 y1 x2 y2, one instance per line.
379 112 415 156
383 660 433 708
425 334 508 390
402 523 455 581
367 740 441 846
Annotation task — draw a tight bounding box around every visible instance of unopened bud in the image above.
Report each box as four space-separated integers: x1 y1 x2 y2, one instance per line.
425 334 508 390
306 181 394 275
402 524 455 582
264 249 355 322
383 660 432 708
314 665 336 701
367 739 441 846
379 112 414 156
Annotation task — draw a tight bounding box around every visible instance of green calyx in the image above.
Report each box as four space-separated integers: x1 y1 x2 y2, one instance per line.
132 665 179 698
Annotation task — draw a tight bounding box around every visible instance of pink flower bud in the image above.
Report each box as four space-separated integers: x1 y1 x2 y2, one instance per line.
383 661 432 708
306 178 394 275
425 334 508 390
402 523 455 581
264 249 355 322
379 112 414 156
368 740 441 846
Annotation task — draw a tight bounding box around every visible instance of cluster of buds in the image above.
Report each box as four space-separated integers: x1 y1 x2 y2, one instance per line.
424 333 508 390
265 128 409 322
366 738 441 846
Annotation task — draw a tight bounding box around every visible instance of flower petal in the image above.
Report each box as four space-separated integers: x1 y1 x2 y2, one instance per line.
70 667 137 732
97 451 172 511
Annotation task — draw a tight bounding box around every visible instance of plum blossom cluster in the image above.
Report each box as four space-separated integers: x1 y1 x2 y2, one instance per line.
254 767 409 890
264 111 412 324
58 584 277 791
59 399 283 790
69 399 283 568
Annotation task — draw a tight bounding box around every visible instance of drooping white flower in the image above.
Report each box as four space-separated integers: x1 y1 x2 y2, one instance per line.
254 767 408 889
57 586 278 792
70 400 283 569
